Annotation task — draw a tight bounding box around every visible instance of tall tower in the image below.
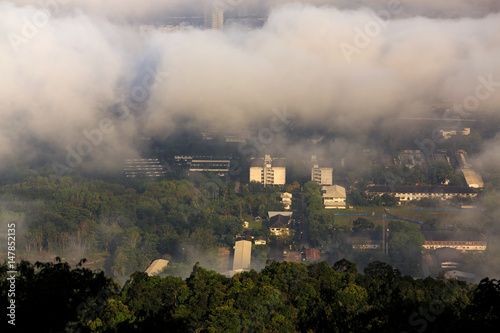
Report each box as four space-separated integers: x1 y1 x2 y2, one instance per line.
204 2 224 31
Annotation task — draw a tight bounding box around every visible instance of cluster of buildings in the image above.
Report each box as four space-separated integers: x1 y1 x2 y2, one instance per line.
124 148 483 208
385 146 484 190
375 145 484 203
248 155 347 209
249 155 338 186
348 228 486 282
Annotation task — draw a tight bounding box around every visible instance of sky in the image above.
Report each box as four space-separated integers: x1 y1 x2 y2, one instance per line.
0 0 499 173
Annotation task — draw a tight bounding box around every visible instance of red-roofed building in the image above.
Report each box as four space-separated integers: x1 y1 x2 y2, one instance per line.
305 248 321 262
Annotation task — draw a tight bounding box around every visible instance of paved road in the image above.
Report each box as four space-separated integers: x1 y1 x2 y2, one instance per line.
299 192 310 249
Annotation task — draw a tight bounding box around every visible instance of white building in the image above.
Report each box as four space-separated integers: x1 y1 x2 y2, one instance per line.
422 231 486 251
249 155 286 186
311 155 333 185
280 192 292 210
322 185 346 209
233 240 252 271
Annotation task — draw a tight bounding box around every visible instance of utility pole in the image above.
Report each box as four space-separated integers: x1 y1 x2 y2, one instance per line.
385 227 389 256
382 214 386 254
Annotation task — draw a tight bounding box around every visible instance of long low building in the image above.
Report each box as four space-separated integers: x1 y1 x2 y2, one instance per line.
174 155 231 176
366 185 478 202
124 158 166 178
422 231 486 251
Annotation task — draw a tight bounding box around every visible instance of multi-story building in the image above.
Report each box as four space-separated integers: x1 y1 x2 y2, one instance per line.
204 2 224 31
249 155 286 185
311 155 333 185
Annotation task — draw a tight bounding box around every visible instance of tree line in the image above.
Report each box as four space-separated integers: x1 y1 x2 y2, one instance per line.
2 259 499 332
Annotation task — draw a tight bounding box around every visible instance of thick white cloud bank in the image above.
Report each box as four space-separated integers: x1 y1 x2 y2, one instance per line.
0 1 499 172
6 0 500 20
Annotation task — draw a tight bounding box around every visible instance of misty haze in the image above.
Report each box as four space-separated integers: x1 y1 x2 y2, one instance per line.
1 0 500 332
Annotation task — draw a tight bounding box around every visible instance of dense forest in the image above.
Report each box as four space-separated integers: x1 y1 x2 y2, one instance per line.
2 259 499 332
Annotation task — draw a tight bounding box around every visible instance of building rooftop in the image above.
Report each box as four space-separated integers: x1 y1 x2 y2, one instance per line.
269 214 291 229
145 259 169 276
461 169 484 188
233 240 252 271
268 211 293 219
444 270 475 281
432 153 449 164
284 251 302 263
305 248 321 262
250 157 286 168
322 185 346 198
